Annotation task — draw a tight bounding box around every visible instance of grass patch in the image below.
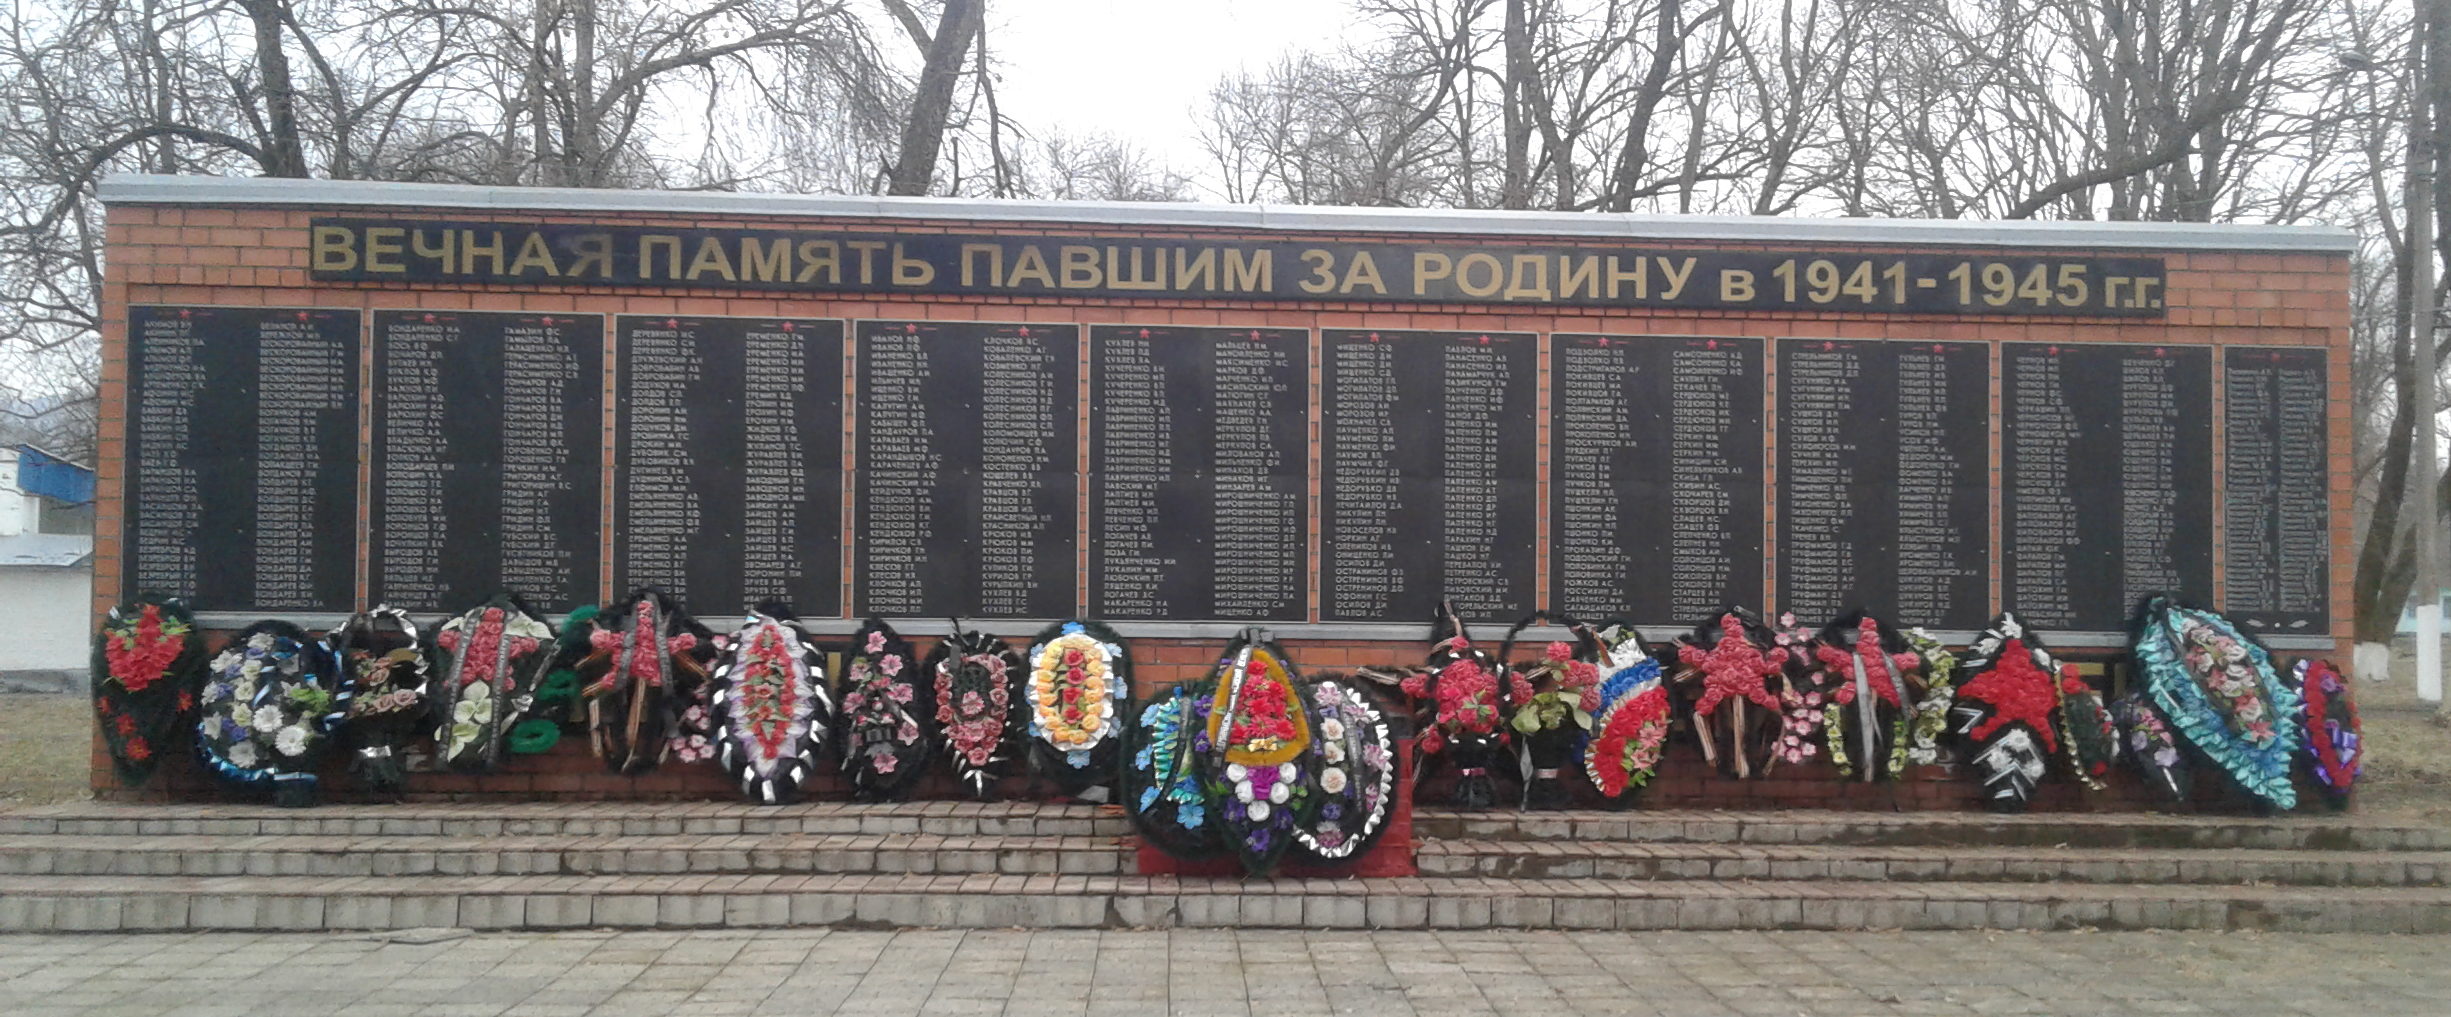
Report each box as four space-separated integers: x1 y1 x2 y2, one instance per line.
0 694 91 806
2350 644 2451 822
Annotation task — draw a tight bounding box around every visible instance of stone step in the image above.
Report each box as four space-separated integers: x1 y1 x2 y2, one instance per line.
13 831 2440 887
1 873 2445 933
1415 839 2451 886
17 804 2432 852
0 834 1137 878
1412 809 2451 852
0 802 1133 840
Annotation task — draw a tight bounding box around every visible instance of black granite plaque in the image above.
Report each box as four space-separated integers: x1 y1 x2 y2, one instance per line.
2003 342 2214 631
1322 329 1536 624
369 310 603 612
2222 346 2330 633
854 321 1079 618
1089 326 1308 621
1775 339 1990 629
614 316 844 617
1550 334 1765 625
124 306 359 612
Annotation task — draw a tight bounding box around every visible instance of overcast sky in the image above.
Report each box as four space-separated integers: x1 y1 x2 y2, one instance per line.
986 1 1355 173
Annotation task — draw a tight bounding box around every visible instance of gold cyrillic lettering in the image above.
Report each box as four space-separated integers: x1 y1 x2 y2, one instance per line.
1008 245 1056 288
1297 249 1336 294
795 240 839 284
1657 256 1696 301
1173 248 1217 291
1106 246 1164 290
1058 245 1101 288
1455 253 1503 298
510 233 559 277
1503 254 1552 301
1719 269 1755 302
1413 252 1454 294
457 229 503 276
1340 251 1387 295
684 237 737 281
1559 256 1600 299
739 238 789 282
639 235 682 279
960 243 1003 287
892 244 935 286
845 240 885 285
567 233 613 279
1224 249 1270 292
309 225 359 273
363 226 406 274
409 229 455 274
1604 255 1646 299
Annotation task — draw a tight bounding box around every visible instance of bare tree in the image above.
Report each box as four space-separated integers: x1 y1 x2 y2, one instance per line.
883 0 983 195
1023 131 1193 202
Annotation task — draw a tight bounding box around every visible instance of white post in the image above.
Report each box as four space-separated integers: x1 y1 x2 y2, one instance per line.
2415 0 2444 704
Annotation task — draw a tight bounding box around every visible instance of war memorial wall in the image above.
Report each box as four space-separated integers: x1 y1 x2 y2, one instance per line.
93 175 2355 806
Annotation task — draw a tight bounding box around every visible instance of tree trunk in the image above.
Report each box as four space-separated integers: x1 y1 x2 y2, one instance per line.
571 0 597 184
1603 0 1684 212
143 0 175 173
240 0 307 177
888 0 985 196
529 0 556 184
2354 0 2451 647
1501 0 1531 209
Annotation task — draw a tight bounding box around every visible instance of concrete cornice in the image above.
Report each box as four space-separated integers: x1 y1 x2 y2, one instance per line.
100 174 2360 254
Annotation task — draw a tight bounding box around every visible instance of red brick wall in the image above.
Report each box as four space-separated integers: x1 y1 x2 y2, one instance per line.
90 200 2356 809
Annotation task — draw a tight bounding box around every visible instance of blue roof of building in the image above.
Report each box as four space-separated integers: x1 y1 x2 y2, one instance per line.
15 445 92 506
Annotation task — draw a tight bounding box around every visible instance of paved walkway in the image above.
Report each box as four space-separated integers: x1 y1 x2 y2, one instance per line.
0 928 2441 1016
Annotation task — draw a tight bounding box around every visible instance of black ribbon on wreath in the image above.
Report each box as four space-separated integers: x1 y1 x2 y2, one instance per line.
1496 610 1602 811
1399 600 1510 810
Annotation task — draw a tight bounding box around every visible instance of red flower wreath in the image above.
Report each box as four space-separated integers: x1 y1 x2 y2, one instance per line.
1677 614 1788 717
1810 616 1920 707
936 652 1013 768
1403 638 1502 754
2303 660 2362 791
1956 638 2060 752
103 604 186 692
1587 685 1671 796
1229 660 1298 746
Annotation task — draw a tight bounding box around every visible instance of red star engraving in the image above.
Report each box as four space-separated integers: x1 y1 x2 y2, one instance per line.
1138 328 1151 339
1677 614 1788 717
